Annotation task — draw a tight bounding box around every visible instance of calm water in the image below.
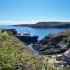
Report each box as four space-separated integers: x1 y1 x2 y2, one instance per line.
0 25 65 54
0 25 65 40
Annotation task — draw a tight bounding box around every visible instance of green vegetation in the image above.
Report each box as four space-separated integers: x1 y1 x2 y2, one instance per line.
0 30 70 70
0 30 46 70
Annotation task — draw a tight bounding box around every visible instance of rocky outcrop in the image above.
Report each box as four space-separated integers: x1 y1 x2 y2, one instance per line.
32 29 70 55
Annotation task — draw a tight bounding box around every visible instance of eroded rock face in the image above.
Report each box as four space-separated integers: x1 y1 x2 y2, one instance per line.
32 29 70 55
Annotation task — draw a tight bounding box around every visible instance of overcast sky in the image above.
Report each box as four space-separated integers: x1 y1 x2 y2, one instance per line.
0 0 70 25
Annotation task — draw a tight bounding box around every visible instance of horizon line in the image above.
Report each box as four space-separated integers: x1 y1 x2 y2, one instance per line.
0 20 70 25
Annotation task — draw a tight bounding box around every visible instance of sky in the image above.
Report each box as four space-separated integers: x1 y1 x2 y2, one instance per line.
0 0 70 25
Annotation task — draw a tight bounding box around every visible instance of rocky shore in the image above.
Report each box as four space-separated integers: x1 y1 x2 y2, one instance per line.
32 29 70 55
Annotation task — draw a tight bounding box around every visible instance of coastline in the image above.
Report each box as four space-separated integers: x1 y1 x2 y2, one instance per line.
13 22 70 29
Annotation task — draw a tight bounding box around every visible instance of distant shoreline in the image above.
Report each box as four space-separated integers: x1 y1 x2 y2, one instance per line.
13 22 70 29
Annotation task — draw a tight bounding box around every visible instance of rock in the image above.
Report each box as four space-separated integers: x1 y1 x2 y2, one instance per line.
32 29 70 55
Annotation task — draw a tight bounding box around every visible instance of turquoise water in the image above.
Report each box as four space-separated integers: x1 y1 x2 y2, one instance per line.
0 25 65 54
0 25 65 40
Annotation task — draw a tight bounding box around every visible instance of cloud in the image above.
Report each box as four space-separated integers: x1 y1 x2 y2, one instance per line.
0 21 35 25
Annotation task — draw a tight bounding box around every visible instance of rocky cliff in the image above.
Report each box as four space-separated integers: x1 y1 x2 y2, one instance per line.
32 29 70 55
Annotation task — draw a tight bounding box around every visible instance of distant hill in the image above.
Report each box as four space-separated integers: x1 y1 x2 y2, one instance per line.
13 22 70 28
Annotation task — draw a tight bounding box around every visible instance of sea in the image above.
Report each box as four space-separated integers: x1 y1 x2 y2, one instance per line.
0 25 65 54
